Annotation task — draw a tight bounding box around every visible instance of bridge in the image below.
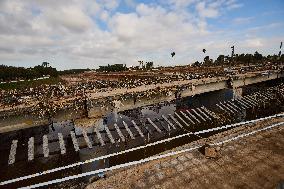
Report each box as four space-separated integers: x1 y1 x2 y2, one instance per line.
0 70 283 133
0 84 283 188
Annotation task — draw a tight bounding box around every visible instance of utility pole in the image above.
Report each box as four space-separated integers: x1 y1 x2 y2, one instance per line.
279 42 283 68
230 45 234 69
279 42 282 58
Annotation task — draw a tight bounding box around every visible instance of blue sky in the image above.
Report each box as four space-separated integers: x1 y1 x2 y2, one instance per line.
0 0 283 70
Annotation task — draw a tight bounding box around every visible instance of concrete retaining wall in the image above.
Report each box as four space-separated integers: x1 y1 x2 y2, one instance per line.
0 72 283 132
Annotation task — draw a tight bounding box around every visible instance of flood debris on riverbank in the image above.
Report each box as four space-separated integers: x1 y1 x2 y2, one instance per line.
0 64 283 188
1 82 283 188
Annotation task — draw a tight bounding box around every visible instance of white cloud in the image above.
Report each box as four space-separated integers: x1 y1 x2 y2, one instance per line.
85 0 101 16
244 38 264 48
168 0 196 9
196 2 219 18
227 3 243 10
99 0 120 10
225 0 243 10
43 5 93 33
0 0 282 70
124 0 136 8
247 22 284 33
233 17 253 25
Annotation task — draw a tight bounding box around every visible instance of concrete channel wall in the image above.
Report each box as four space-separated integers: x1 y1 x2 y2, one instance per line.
0 72 283 133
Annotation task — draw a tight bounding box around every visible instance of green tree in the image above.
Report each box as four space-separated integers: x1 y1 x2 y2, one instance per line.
254 51 263 62
215 55 225 65
42 62 50 67
145 61 153 69
203 56 213 66
192 61 201 67
280 54 284 62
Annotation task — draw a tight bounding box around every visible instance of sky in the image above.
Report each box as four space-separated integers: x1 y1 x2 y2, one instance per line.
0 0 283 70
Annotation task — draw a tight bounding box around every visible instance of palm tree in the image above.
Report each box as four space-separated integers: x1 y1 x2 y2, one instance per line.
138 61 144 69
42 62 49 67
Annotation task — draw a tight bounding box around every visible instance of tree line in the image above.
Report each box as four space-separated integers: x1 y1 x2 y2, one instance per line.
97 62 154 72
193 51 284 67
0 62 93 82
0 63 58 82
1 51 283 81
97 64 128 72
58 68 91 75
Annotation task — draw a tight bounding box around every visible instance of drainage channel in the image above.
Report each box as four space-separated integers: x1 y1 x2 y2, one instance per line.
0 84 284 188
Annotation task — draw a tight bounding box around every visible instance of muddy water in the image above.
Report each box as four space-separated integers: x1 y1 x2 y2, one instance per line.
0 85 282 188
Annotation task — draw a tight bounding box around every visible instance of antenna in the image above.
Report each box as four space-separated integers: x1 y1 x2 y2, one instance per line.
279 41 282 57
